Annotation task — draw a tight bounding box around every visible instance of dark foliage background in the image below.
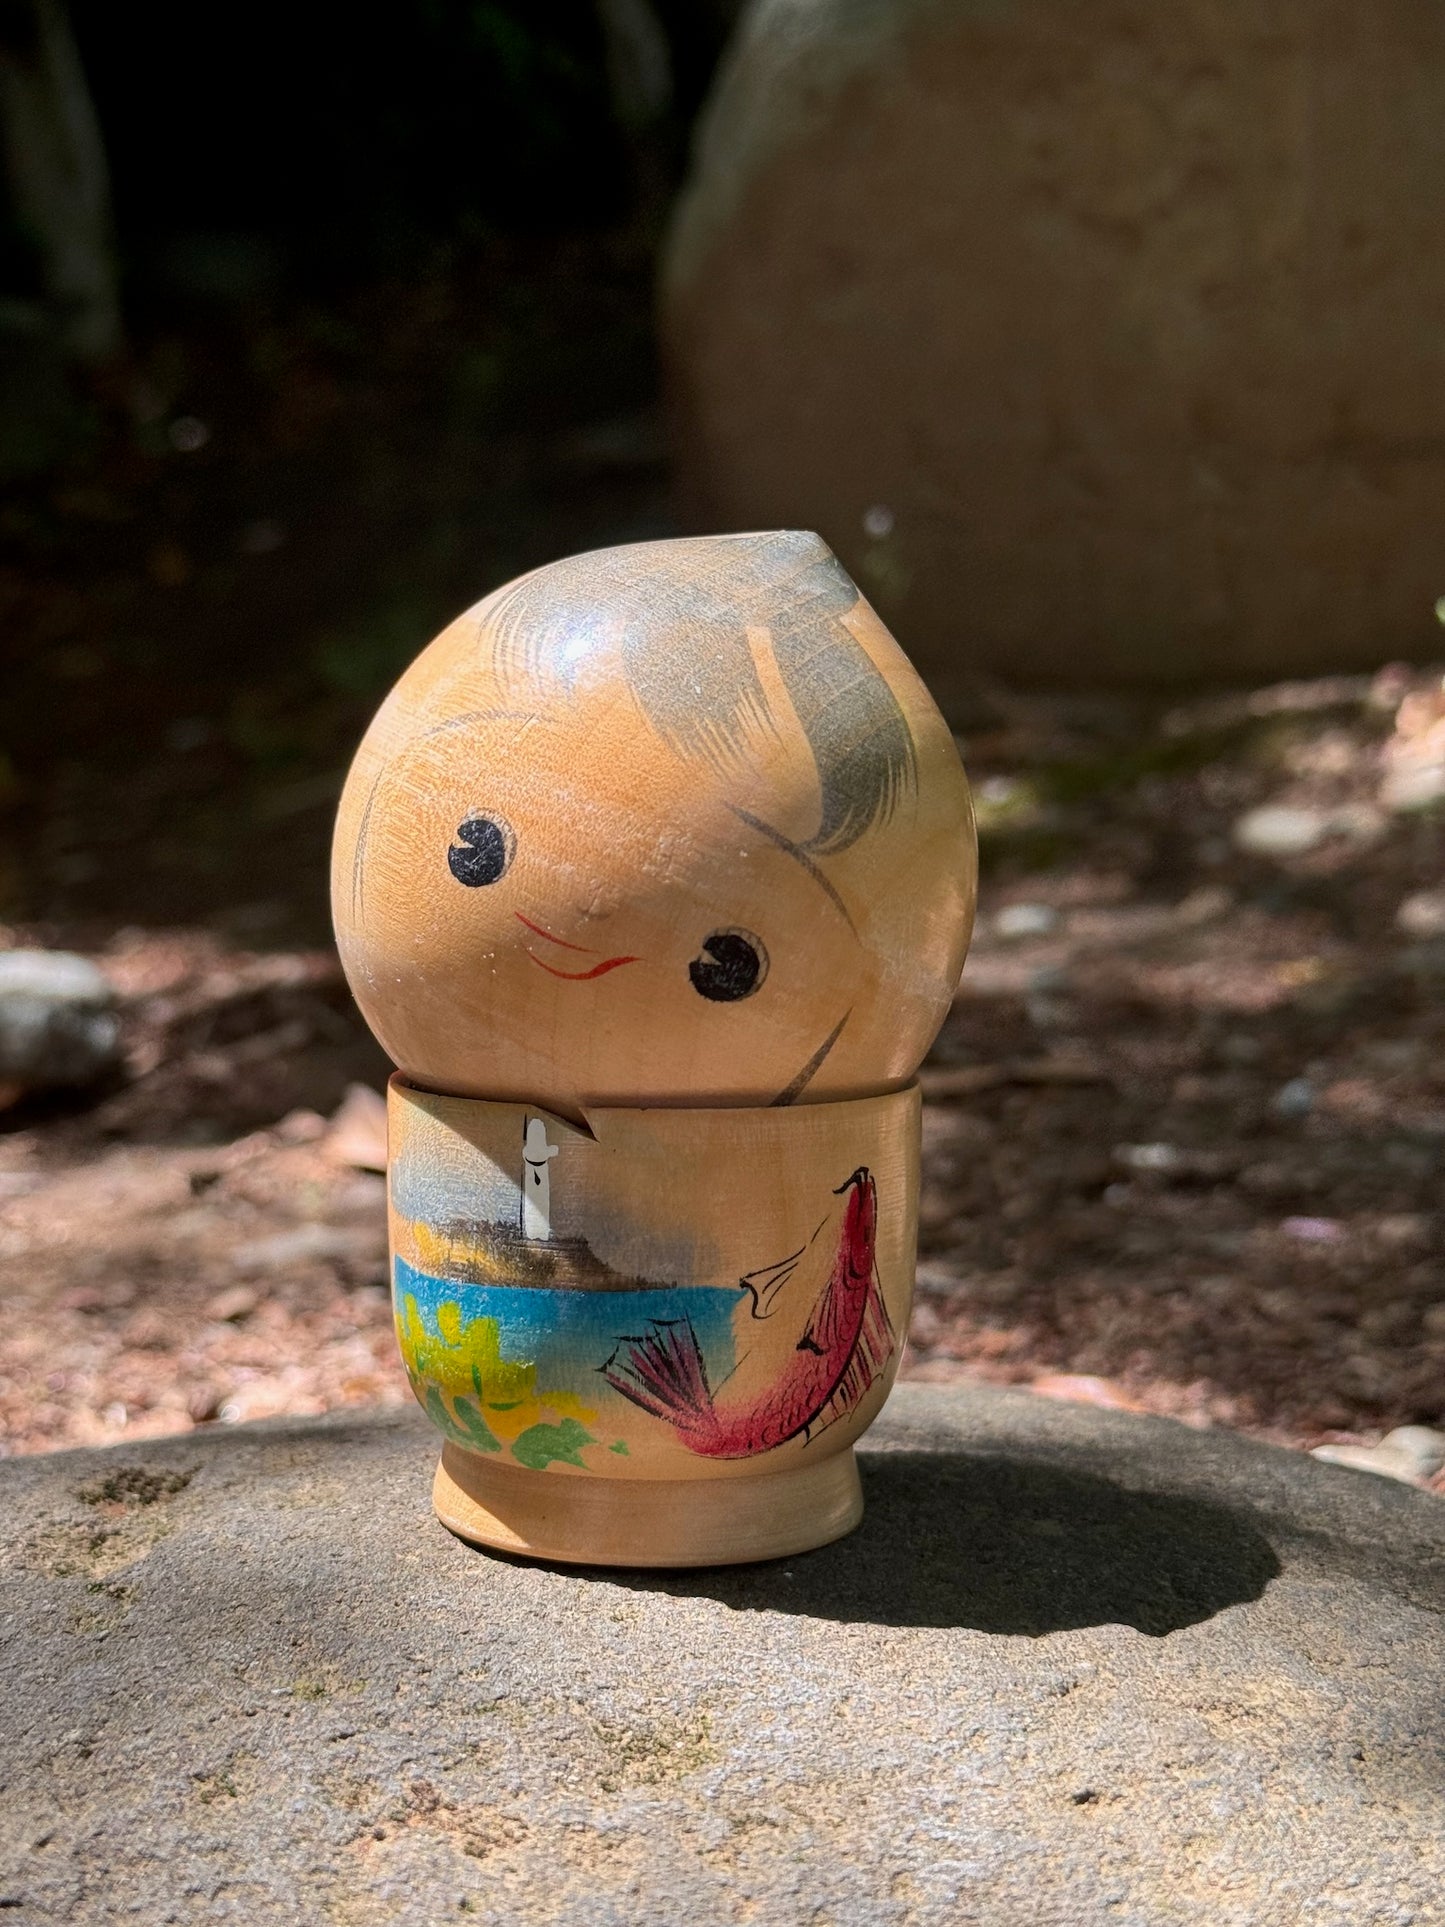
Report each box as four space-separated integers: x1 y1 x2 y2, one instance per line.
0 2 735 936
10 2 731 287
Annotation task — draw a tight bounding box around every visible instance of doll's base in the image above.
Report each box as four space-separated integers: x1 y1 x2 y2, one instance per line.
433 1442 864 1568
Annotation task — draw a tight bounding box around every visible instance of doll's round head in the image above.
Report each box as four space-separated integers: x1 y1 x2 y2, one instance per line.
332 532 975 1115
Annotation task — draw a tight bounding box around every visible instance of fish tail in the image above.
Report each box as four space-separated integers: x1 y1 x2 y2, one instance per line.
799 1168 892 1440
835 1168 877 1270
808 1273 894 1440
602 1318 716 1430
799 1167 878 1356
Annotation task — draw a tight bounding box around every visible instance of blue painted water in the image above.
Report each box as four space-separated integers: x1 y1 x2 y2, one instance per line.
394 1256 739 1390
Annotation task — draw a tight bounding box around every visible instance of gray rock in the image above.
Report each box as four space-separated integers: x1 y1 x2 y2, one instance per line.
1 1384 1441 1925
664 0 1445 693
0 951 119 1093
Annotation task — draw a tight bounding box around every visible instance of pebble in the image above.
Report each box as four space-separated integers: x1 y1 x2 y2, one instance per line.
1172 885 1233 925
993 902 1060 941
913 1265 967 1299
122 1309 171 1348
1386 1427 1445 1476
1114 1142 1182 1175
1232 801 1387 857
1272 1078 1315 1118
0 951 120 1094
1312 1426 1445 1486
1280 1216 1344 1243
1380 759 1445 812
1232 805 1330 857
187 1386 224 1423
205 1285 260 1323
1375 1213 1430 1248
1396 890 1445 939
976 774 1028 810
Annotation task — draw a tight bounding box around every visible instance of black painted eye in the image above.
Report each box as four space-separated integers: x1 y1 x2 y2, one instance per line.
448 814 514 887
689 929 767 1002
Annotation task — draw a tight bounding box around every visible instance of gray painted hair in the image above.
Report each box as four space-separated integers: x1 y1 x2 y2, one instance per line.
484 531 917 855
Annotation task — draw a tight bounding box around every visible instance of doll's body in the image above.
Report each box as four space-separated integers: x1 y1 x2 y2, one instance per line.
333 532 975 1564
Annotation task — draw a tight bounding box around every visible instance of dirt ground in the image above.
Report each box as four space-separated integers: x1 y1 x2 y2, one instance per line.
2 663 1442 1485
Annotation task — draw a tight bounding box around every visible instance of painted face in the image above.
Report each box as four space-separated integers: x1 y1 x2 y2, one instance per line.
332 534 975 1115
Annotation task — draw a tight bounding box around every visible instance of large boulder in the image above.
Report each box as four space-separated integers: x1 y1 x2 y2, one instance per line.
663 0 1445 698
2 1383 1441 1923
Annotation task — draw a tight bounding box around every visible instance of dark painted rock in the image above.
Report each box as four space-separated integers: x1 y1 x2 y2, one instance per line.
0 951 119 1098
664 0 1445 697
2 1384 1441 1923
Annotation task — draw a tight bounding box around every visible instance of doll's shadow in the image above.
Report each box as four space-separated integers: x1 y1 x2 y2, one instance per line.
599 1450 1281 1635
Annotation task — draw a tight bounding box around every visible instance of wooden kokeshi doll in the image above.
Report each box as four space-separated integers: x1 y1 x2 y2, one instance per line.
332 532 976 1566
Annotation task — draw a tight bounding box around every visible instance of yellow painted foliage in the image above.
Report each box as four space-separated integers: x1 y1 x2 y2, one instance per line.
396 1292 596 1444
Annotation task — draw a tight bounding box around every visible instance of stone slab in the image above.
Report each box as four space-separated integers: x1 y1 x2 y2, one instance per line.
1 1384 1441 1925
664 0 1445 691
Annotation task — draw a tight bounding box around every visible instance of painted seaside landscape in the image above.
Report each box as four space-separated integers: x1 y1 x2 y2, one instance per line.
395 1257 741 1472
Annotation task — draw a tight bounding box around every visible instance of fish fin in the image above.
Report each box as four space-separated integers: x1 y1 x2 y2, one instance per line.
738 1257 799 1319
601 1318 715 1427
739 1221 823 1319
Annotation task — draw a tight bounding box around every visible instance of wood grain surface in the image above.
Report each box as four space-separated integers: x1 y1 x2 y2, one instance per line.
332 532 976 1117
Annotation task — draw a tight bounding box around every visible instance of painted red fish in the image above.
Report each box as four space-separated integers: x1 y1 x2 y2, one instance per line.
601 1168 892 1459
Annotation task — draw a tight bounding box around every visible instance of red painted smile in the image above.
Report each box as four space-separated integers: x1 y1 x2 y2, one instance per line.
528 953 639 980
516 911 638 980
